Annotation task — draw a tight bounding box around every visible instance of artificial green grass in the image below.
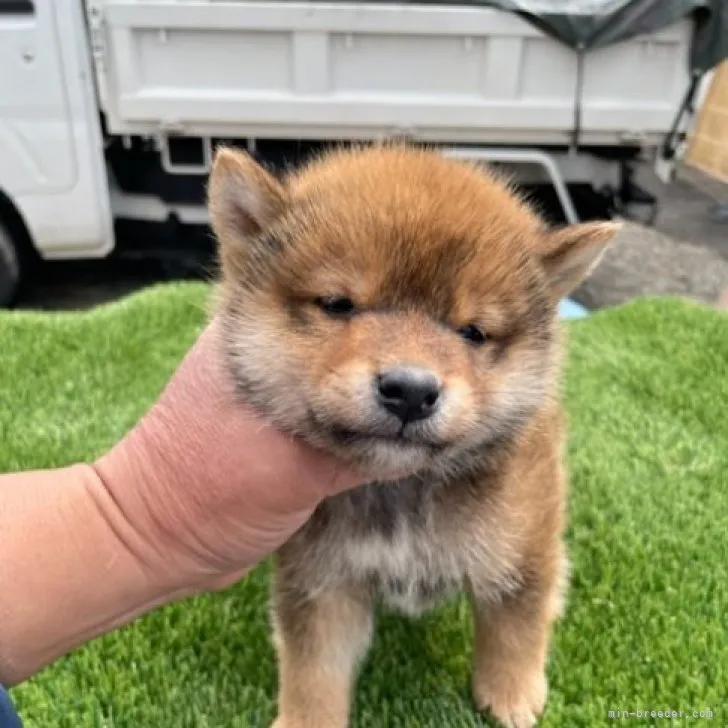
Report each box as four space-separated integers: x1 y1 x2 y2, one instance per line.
2 283 727 727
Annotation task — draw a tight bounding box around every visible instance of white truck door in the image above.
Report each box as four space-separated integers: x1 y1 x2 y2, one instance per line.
0 0 113 259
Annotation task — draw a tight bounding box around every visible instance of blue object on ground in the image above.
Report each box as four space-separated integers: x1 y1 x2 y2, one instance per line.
0 685 22 728
558 298 589 319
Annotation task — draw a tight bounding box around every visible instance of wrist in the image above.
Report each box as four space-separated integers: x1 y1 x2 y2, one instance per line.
92 396 245 590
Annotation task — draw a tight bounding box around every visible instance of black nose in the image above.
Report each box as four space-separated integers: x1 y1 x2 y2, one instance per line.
376 367 442 423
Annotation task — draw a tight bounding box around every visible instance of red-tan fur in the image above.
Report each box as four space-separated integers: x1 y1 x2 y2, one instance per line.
207 143 618 728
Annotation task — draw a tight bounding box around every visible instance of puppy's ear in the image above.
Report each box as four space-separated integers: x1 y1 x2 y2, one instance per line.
208 147 287 245
538 221 621 301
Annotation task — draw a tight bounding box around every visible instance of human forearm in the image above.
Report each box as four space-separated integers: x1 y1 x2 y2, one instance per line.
0 464 175 686
0 322 363 687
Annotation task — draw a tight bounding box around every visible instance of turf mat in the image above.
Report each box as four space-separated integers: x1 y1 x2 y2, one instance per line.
2 283 726 727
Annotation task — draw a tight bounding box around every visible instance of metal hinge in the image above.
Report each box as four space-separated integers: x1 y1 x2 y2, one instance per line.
85 1 107 73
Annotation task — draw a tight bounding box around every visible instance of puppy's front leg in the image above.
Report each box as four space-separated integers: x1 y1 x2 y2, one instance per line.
271 575 373 728
470 550 567 728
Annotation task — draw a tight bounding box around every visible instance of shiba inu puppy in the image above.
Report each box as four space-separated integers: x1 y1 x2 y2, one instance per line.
208 144 618 728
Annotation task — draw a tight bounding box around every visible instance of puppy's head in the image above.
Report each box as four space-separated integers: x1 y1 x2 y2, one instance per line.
209 145 618 478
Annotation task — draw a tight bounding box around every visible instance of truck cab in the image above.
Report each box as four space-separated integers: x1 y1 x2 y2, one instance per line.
0 0 112 303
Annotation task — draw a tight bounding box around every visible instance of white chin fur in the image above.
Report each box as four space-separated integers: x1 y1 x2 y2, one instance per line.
358 441 430 481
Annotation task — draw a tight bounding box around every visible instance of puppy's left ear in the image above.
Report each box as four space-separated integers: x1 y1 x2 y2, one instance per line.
538 221 621 301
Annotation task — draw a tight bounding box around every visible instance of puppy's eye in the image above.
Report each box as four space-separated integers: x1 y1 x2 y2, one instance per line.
316 296 356 317
457 324 487 345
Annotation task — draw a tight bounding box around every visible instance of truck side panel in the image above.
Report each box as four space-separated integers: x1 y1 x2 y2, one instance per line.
92 0 691 146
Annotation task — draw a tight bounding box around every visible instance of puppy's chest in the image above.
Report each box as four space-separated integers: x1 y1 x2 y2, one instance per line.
307 481 512 615
343 525 461 615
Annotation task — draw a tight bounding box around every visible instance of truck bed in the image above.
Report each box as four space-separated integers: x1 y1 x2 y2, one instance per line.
90 0 692 146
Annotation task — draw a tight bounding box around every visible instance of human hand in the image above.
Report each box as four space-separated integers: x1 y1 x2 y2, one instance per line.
94 320 366 596
0 321 382 686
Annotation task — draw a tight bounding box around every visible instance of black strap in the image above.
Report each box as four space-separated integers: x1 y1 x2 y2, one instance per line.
571 45 586 151
662 70 704 160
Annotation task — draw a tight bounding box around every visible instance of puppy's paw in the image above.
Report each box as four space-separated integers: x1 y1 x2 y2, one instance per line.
271 717 305 728
271 716 344 728
473 668 547 728
271 718 305 728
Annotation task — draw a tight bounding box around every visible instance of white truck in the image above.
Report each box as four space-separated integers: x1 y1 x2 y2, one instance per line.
0 0 723 305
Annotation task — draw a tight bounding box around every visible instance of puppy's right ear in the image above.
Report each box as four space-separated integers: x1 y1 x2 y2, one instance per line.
208 147 287 245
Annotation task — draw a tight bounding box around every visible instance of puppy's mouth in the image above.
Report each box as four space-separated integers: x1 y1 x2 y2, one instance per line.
305 407 448 453
325 424 446 453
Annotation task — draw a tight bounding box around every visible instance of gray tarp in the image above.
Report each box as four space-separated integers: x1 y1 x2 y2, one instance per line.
343 0 728 73
510 0 727 73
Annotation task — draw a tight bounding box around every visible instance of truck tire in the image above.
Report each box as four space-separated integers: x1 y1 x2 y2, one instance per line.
0 222 21 307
